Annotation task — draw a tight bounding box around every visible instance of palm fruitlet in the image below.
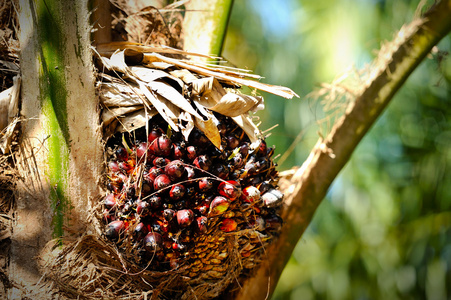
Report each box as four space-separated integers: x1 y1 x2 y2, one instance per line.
103 114 283 275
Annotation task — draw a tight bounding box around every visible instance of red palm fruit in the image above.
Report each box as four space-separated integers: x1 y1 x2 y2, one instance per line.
163 208 175 221
136 200 150 216
198 177 214 192
172 143 185 160
240 142 250 157
149 195 162 210
186 145 197 161
115 147 128 161
262 189 283 208
105 220 125 240
211 164 229 179
265 214 283 232
184 166 196 181
136 142 149 159
141 182 152 195
241 186 261 203
172 241 186 251
153 174 171 191
165 160 185 180
226 135 240 149
147 127 163 144
209 196 230 215
150 135 172 157
218 180 242 201
153 157 170 167
177 209 194 227
256 139 267 156
196 216 208 234
230 153 244 169
118 161 133 173
145 166 163 182
143 232 163 253
220 218 237 232
104 194 117 209
134 222 148 241
193 155 212 172
169 184 186 201
197 201 210 215
190 129 209 147
108 161 120 173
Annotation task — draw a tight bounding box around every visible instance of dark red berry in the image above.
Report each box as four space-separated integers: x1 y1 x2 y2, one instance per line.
218 180 241 201
196 216 208 234
184 166 196 181
153 157 170 167
209 196 230 215
226 135 240 149
134 222 148 240
163 208 175 221
150 135 172 157
147 127 163 144
169 184 186 201
105 220 125 240
136 200 150 216
149 195 162 209
115 147 128 161
230 153 244 169
177 209 194 227
172 143 185 160
104 194 117 209
190 129 209 147
154 174 171 191
186 145 197 161
136 142 149 159
211 164 229 179
198 177 214 192
143 232 163 252
108 161 120 173
118 161 133 173
165 160 185 180
193 155 212 172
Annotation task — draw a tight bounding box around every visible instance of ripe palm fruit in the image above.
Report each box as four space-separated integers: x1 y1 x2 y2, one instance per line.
144 232 163 253
150 135 172 157
218 180 241 201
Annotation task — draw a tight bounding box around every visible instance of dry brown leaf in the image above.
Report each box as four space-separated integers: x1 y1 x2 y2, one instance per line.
191 77 215 96
116 109 158 133
209 93 264 117
137 81 179 130
179 111 195 142
98 82 144 107
130 66 184 91
146 81 202 120
170 69 198 84
192 101 222 149
102 106 143 126
142 53 299 99
232 115 260 143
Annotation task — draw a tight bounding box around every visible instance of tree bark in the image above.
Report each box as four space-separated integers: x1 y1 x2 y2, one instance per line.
231 1 451 299
10 0 102 298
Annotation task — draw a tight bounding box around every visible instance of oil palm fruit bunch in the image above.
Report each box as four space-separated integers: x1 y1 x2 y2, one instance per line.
103 113 283 274
96 47 297 297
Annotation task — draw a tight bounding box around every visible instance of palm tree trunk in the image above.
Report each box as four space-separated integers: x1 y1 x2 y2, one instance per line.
10 0 102 297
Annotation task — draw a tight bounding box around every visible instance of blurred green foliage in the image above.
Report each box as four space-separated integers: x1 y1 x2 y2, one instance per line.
223 0 451 299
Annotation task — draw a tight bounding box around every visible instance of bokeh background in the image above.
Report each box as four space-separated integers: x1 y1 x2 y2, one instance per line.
222 0 451 299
